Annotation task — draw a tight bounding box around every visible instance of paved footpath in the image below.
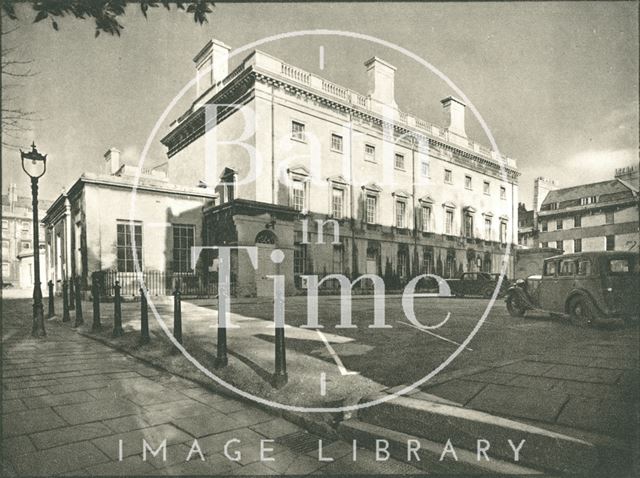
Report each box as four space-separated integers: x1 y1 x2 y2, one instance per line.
2 297 422 476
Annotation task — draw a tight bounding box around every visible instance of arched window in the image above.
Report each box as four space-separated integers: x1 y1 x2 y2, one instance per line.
255 230 277 245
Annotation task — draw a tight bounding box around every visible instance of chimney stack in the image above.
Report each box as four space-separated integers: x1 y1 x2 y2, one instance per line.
104 148 121 175
365 57 397 111
441 96 467 138
194 39 231 97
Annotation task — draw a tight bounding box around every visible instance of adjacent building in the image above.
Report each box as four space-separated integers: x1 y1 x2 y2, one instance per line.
160 39 520 296
536 166 639 253
1 184 51 288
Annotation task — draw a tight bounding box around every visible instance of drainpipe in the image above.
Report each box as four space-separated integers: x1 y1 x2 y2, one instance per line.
349 112 356 279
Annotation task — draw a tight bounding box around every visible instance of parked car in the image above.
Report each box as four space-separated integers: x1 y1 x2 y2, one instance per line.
505 251 640 326
446 272 510 298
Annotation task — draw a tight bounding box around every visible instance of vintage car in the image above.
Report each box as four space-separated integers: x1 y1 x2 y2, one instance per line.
505 251 640 326
446 272 510 298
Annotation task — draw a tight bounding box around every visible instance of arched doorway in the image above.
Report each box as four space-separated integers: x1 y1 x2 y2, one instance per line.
255 230 277 297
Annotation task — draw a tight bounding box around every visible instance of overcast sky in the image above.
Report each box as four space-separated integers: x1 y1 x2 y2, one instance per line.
2 1 638 207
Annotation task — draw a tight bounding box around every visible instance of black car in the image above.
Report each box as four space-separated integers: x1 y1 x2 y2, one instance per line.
446 272 510 298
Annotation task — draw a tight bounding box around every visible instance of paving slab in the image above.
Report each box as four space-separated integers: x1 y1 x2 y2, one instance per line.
250 417 303 439
22 390 94 409
9 441 110 476
423 379 487 405
467 383 569 423
2 398 26 413
30 421 114 450
81 454 156 476
1 435 35 460
53 398 142 425
2 406 67 437
464 370 518 385
544 364 624 384
91 423 193 459
497 360 556 376
557 396 636 438
171 412 244 438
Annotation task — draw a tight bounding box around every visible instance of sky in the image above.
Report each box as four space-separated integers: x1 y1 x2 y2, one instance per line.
2 1 638 207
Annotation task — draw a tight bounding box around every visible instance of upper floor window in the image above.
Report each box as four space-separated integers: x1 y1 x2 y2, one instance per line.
292 179 306 211
464 214 474 238
574 238 582 253
605 211 614 224
331 188 344 219
291 121 306 142
421 205 431 232
499 221 508 244
2 220 8 230
172 224 195 273
574 215 581 228
580 196 597 205
365 195 377 224
556 219 563 230
605 235 615 251
331 134 343 153
500 186 507 200
395 200 406 228
464 175 472 190
116 221 143 272
365 144 376 162
445 209 454 235
394 153 405 170
21 241 31 250
22 221 30 232
444 169 453 184
1 239 8 251
420 160 429 178
557 240 564 251
483 181 490 195
484 218 492 241
2 263 9 278
541 221 548 232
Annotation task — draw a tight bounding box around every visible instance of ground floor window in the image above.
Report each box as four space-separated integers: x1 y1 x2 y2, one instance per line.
294 243 307 275
574 238 582 253
332 243 344 274
422 247 433 274
397 246 409 280
605 235 615 251
366 241 380 275
116 221 142 272
172 224 195 273
445 252 456 279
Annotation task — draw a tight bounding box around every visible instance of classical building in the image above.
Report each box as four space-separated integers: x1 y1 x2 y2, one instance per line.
536 166 639 253
42 148 215 294
517 202 536 248
1 184 51 288
160 39 520 296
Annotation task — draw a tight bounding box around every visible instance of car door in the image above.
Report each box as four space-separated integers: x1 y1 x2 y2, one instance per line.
555 259 577 311
537 259 560 312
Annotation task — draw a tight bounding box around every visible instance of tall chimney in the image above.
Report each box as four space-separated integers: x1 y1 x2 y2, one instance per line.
441 96 467 138
104 148 121 175
194 39 231 97
365 57 397 110
533 176 559 212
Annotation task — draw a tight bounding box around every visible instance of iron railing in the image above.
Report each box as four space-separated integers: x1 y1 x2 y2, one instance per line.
93 270 218 298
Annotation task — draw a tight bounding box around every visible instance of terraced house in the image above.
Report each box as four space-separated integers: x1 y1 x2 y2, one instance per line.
161 39 520 296
536 166 639 254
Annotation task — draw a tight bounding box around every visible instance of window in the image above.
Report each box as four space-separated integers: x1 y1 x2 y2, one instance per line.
464 214 474 238
544 261 557 276
21 241 31 250
605 211 614 224
331 134 343 153
172 224 195 273
605 235 615 251
294 243 307 275
332 244 344 273
420 160 429 178
556 219 563 230
559 260 575 276
483 181 490 195
557 240 563 251
577 260 591 275
574 238 582 253
331 188 344 219
395 200 406 228
484 218 492 240
464 175 472 190
22 221 30 232
365 144 376 162
574 215 581 228
365 195 377 224
394 153 405 170
2 220 7 230
421 206 431 232
1 240 8 252
500 186 507 200
445 209 454 235
422 247 433 274
541 241 548 248
580 196 597 205
292 179 305 211
2 263 9 278
291 121 305 141
444 169 453 184
116 221 142 272
499 221 508 244
541 221 548 232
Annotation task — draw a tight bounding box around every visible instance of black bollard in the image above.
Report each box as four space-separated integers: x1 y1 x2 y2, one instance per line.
47 280 55 318
112 280 124 337
272 291 288 388
73 276 84 327
173 286 182 345
62 280 70 322
140 287 149 344
214 328 228 368
68 274 75 311
91 276 102 332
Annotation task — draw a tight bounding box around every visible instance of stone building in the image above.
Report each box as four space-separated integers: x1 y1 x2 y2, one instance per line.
536 166 639 253
1 184 51 288
160 39 520 296
42 148 215 294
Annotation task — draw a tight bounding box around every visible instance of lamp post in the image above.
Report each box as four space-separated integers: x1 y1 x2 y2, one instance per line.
20 142 47 337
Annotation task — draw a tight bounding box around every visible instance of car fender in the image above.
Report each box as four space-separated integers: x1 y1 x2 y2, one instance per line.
505 286 536 309
564 289 604 316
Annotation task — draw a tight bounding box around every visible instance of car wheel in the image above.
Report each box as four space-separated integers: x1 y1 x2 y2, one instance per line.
482 286 494 299
506 294 526 317
570 296 595 327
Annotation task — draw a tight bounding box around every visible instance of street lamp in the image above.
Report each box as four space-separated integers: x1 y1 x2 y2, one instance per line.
20 142 47 337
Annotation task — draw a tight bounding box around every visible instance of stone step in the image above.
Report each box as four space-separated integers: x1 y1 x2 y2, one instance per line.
356 394 599 473
338 419 542 475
